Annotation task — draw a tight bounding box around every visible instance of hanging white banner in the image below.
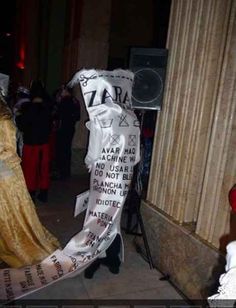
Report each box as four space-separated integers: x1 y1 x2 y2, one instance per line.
0 69 140 302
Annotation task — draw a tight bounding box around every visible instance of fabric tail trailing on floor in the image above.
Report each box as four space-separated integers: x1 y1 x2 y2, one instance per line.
0 69 140 301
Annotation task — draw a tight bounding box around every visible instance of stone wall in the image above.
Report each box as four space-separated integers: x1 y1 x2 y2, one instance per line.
139 201 225 299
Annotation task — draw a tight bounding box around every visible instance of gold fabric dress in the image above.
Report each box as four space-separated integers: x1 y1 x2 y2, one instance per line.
0 116 60 268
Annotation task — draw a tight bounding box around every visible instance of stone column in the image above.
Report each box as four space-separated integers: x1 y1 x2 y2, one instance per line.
147 0 235 248
63 0 112 149
196 0 236 247
75 0 111 70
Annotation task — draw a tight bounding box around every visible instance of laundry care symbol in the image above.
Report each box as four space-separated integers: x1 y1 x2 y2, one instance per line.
110 134 120 145
79 73 97 86
98 119 113 128
118 114 129 127
128 135 137 146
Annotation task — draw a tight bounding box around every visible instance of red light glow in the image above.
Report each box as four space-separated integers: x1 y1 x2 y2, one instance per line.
16 61 25 70
16 46 25 69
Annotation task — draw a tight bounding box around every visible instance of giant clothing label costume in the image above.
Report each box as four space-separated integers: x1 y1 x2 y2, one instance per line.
0 69 140 301
64 69 140 260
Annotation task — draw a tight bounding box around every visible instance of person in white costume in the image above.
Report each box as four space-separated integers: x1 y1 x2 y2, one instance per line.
64 68 140 277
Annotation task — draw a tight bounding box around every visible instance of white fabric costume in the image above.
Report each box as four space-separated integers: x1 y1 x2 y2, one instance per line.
64 69 140 262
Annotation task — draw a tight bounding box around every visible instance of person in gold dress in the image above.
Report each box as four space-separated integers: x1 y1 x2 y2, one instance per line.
0 75 60 268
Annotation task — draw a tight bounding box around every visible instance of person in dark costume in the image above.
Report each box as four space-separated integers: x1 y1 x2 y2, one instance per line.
54 85 80 180
15 80 52 202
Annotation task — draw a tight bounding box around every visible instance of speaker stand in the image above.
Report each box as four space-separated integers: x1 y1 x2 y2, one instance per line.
123 110 154 269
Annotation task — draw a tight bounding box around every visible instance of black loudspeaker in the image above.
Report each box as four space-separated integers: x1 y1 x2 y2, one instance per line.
129 48 168 110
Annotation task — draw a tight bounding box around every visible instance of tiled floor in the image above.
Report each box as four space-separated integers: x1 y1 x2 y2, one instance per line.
22 158 185 304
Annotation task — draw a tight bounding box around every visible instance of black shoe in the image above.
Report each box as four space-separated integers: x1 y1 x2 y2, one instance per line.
84 260 100 279
108 259 121 275
108 265 120 274
100 257 121 275
37 189 48 203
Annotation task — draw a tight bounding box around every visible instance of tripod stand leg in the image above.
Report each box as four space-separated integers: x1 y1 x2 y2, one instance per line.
137 208 154 269
125 207 133 234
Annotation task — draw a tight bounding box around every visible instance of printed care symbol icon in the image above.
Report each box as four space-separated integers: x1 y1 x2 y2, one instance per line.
79 73 97 86
128 135 137 146
110 134 120 145
118 114 129 127
99 119 113 128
